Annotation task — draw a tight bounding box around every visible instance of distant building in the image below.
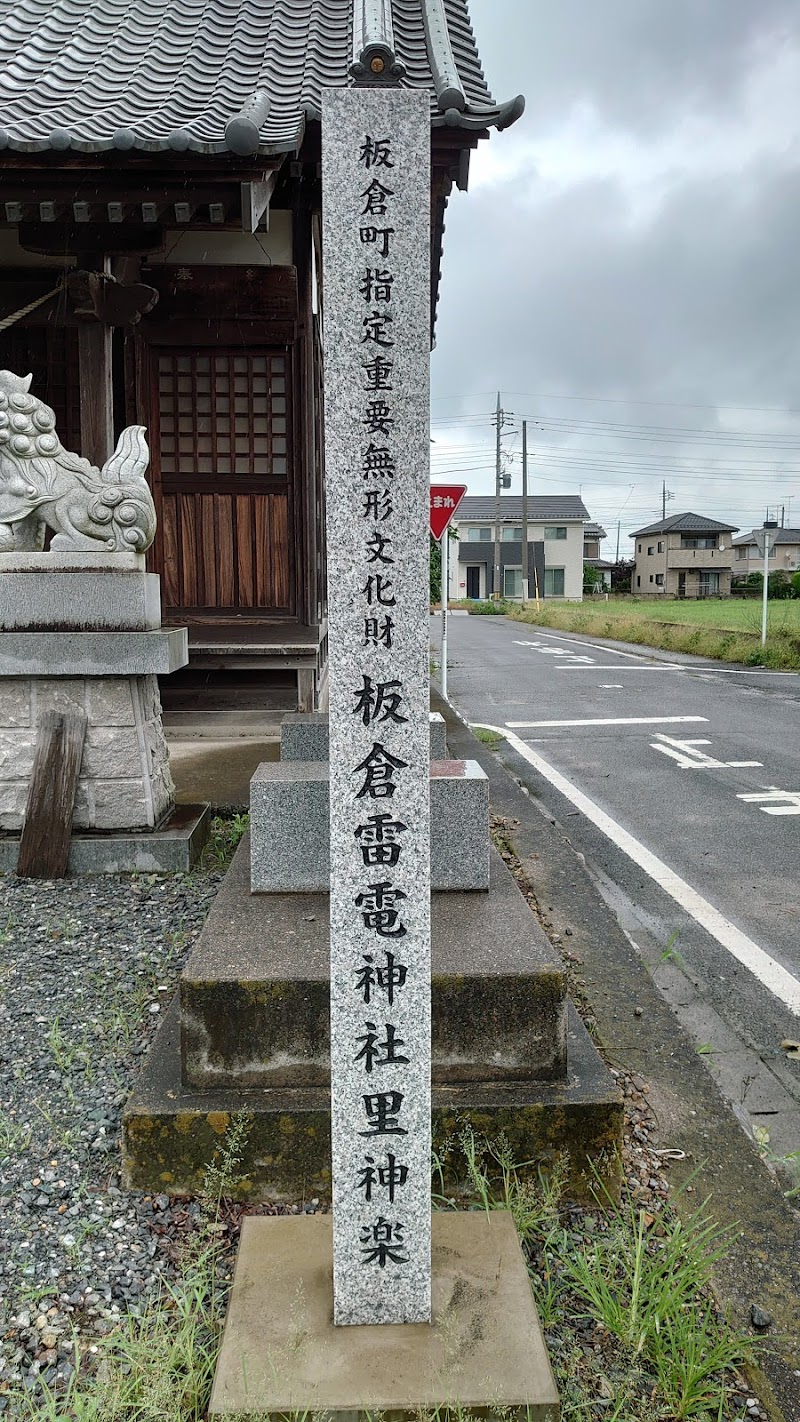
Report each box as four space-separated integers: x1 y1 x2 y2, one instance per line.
732 528 800 578
630 513 739 598
583 522 613 589
448 495 589 601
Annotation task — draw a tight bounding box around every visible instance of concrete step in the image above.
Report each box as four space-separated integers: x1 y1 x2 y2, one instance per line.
124 993 621 1204
250 759 489 892
180 836 566 1090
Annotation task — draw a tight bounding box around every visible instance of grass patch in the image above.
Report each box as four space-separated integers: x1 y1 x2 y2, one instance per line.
472 726 505 750
201 812 250 871
443 1131 755 1422
9 1124 755 1421
503 599 800 668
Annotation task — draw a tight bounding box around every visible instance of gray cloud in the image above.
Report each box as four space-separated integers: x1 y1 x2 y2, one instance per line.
432 2 800 536
473 0 798 134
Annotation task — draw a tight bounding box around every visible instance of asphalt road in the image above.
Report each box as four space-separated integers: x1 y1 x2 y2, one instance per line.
431 611 800 1158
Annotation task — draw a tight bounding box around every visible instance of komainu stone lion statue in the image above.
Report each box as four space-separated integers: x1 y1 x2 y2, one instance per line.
0 371 156 553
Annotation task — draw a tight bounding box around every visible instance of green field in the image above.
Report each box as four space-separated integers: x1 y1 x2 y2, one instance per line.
494 597 800 668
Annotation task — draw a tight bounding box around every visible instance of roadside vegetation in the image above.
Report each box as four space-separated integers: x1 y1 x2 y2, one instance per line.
7 1120 760 1422
456 598 800 668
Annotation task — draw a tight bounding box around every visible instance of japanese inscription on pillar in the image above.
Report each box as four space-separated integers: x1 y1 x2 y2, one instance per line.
322 87 431 1327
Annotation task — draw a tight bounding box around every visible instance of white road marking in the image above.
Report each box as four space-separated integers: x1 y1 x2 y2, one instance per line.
556 665 800 675
737 788 800 816
512 640 594 664
557 664 687 671
506 715 708 729
518 630 654 661
473 723 800 1015
650 733 762 770
599 684 624 688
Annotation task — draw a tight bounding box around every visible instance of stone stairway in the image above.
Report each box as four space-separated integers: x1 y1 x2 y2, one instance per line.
124 713 622 1200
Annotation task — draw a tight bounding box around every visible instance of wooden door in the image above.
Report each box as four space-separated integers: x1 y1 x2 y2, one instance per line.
147 347 293 616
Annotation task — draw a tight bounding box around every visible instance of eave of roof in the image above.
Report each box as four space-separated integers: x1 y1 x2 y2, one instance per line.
733 529 800 545
455 495 590 520
0 0 524 157
631 512 739 537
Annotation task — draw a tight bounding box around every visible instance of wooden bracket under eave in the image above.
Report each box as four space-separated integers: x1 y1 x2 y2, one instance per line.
241 172 278 234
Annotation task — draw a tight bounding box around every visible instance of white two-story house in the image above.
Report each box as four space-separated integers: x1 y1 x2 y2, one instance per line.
447 495 589 601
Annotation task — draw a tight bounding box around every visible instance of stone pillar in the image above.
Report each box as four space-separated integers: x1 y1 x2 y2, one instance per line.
322 88 431 1326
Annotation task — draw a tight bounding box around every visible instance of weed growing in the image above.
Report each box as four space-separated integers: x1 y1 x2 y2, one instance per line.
201 813 250 871
7 1120 756 1422
472 726 504 749
440 1130 755 1422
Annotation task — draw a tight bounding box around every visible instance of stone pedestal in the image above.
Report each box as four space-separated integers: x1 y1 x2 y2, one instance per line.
209 1213 559 1420
0 552 207 867
250 758 489 892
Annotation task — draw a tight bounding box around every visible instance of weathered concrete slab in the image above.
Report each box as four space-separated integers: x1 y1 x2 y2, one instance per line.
123 991 621 1203
250 758 488 892
209 1212 558 1419
0 803 210 874
0 628 188 677
280 709 447 761
181 834 565 1088
0 561 162 631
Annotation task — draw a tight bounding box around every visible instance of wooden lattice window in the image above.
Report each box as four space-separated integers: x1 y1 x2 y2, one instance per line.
156 350 289 479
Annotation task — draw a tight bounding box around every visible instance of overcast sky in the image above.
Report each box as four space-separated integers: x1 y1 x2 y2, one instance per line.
431 0 800 550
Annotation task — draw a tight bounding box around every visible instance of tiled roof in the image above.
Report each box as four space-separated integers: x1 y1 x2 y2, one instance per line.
631 512 739 537
733 528 800 546
454 495 590 521
584 522 606 539
0 0 524 156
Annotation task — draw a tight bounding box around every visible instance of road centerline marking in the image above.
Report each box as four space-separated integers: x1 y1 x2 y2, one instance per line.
473 723 800 1016
505 716 708 729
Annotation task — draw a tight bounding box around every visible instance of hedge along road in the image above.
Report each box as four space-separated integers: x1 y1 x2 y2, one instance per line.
432 611 800 1161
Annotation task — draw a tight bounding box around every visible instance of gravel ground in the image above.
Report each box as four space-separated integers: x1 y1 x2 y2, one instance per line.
0 866 225 1403
0 847 769 1420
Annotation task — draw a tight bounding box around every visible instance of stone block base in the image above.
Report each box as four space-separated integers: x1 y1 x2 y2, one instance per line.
123 994 621 1204
0 803 210 874
181 835 565 1089
209 1213 559 1419
0 675 175 831
250 759 489 892
280 709 448 761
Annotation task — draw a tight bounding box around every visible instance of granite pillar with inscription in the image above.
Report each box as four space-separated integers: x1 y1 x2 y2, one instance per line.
322 88 431 1326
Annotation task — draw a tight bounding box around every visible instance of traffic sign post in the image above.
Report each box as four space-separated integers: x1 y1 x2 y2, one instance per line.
430 485 467 702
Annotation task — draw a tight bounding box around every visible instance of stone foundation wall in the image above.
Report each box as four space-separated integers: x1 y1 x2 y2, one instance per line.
0 675 174 831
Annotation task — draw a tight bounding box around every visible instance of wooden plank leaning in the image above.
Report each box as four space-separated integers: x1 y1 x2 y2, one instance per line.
17 710 88 878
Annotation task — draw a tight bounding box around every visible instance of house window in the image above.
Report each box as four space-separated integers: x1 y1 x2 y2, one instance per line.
736 547 747 560
638 543 642 553
647 546 654 555
699 571 720 596
636 575 641 587
157 349 288 478
503 566 522 597
680 535 717 550
544 526 567 540
657 541 664 552
649 574 654 583
502 526 523 542
655 573 664 586
466 526 492 541
544 567 565 596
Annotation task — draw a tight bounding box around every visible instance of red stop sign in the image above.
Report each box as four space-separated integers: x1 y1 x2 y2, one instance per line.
429 484 467 540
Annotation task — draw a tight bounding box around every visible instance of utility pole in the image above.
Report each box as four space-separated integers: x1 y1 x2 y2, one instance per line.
493 391 502 599
615 520 621 562
521 419 529 604
662 480 666 521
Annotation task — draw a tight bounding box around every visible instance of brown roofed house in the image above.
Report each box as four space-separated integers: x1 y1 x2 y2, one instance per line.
630 512 739 599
